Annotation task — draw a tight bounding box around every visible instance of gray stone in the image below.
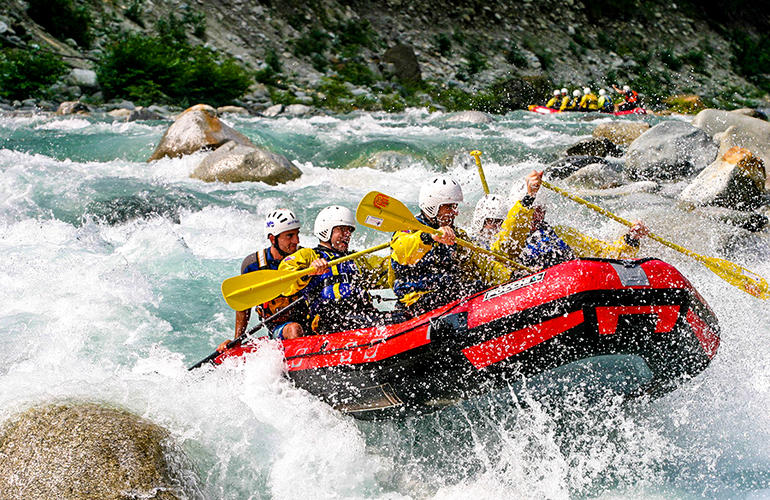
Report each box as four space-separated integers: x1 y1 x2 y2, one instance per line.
262 103 284 117
593 121 650 146
108 108 132 119
565 137 624 158
546 155 610 179
729 108 767 121
217 105 250 115
445 110 494 124
0 402 202 499
383 43 422 82
148 104 255 161
68 68 98 89
679 146 767 211
284 103 313 116
128 106 163 121
694 206 768 232
192 140 302 184
624 120 718 180
565 162 626 189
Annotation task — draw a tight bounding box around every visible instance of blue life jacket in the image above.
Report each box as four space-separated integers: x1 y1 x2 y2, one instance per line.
519 226 576 269
302 246 370 317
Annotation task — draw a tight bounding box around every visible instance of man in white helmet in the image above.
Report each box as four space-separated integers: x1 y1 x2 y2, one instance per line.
578 87 599 111
390 176 511 314
558 88 570 111
470 194 509 248
597 89 614 113
546 89 561 109
218 209 310 351
279 206 399 334
612 84 640 111
489 171 650 270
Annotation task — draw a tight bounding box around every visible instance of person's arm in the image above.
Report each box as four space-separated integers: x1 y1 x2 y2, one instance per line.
235 309 250 339
390 227 455 266
277 248 325 295
553 221 648 259
490 170 542 259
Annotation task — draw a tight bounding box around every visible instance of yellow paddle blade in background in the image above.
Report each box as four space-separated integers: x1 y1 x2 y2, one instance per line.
356 191 533 272
221 241 391 311
542 179 769 300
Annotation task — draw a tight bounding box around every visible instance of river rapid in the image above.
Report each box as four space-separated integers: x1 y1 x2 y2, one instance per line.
1 109 769 499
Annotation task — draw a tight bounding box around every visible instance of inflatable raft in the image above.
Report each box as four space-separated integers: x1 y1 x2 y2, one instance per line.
528 105 648 116
214 258 719 419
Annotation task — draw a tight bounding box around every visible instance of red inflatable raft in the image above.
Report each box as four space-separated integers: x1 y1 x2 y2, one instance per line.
214 258 719 419
528 105 648 116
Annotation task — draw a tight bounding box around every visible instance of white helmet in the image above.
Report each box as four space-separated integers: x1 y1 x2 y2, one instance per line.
623 85 630 91
419 176 464 219
313 206 355 242
553 89 560 96
583 87 591 94
471 194 508 236
264 209 300 239
572 89 581 97
599 89 607 96
560 87 568 94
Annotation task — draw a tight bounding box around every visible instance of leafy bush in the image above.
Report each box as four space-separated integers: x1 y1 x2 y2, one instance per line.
294 28 330 57
26 0 93 48
463 47 487 76
124 0 145 27
335 60 376 86
659 48 683 71
731 31 770 92
336 19 378 49
434 33 452 56
597 32 617 52
0 48 68 100
97 34 252 106
506 44 528 67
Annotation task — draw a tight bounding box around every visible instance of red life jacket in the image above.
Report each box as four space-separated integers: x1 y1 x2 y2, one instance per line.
625 90 638 104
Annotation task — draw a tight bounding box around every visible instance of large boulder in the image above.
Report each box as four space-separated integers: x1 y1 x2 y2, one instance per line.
0 402 200 500
679 146 767 211
383 44 421 82
128 106 163 121
694 206 768 232
445 110 494 124
191 140 302 184
593 121 650 146
692 109 770 182
56 100 90 115
67 68 98 90
545 155 610 180
624 120 718 180
148 104 255 161
564 162 625 189
565 137 623 157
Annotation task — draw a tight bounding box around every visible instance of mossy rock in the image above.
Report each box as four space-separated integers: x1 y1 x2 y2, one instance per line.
663 94 706 114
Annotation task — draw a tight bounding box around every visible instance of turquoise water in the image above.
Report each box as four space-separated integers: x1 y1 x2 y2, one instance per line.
1 109 769 499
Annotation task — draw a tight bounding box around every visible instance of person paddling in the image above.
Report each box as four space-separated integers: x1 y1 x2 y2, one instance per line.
278 206 401 335
545 89 561 109
217 209 310 351
613 84 640 111
597 89 614 113
389 176 511 314
578 87 599 111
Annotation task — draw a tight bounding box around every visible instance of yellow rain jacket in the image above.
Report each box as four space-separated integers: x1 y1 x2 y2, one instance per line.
579 93 599 111
546 96 560 108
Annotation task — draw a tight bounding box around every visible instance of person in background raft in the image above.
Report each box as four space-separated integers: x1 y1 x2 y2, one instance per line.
562 89 581 111
546 89 561 109
558 88 570 111
469 194 508 250
217 209 311 351
389 176 511 315
578 87 599 111
598 89 614 113
613 84 640 111
487 171 650 270
278 206 399 335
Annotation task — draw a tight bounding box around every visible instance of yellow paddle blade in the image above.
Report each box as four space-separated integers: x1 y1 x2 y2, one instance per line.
221 268 308 311
698 255 770 300
356 191 434 234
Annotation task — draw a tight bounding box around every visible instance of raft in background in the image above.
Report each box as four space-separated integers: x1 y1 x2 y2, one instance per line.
214 258 719 420
528 105 649 116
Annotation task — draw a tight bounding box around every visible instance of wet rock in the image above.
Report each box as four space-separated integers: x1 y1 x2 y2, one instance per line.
663 94 706 114
565 162 625 189
108 108 132 119
679 146 767 211
592 121 650 146
692 109 770 178
284 103 313 116
217 105 250 115
693 206 768 232
191 140 302 184
148 104 255 161
730 108 767 121
445 110 494 124
578 180 661 198
546 155 610 179
128 106 163 121
0 402 201 500
346 150 425 171
56 100 90 115
624 120 717 180
263 103 284 117
565 137 623 157
383 43 421 82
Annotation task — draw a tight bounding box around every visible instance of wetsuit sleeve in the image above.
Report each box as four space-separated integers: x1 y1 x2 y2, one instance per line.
390 230 434 266
354 254 391 289
579 95 588 108
489 200 535 260
553 225 640 259
277 247 321 295
559 96 569 111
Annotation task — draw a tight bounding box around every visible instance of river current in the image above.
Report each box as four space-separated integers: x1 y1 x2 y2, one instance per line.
1 109 769 499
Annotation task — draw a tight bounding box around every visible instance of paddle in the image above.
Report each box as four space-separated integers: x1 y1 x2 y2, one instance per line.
221 241 391 311
356 191 534 272
541 179 769 300
469 150 490 195
187 297 306 371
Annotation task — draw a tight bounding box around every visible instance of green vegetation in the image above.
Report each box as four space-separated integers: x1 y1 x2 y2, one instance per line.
434 33 452 56
255 48 283 86
294 28 330 58
124 0 145 27
26 0 94 48
0 48 68 100
659 48 683 71
731 31 770 92
506 44 528 67
97 30 252 106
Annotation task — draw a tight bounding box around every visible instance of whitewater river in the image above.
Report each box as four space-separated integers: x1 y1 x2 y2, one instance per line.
1 109 769 499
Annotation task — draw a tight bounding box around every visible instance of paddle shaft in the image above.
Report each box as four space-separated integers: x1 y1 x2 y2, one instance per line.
187 296 305 371
469 150 490 195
